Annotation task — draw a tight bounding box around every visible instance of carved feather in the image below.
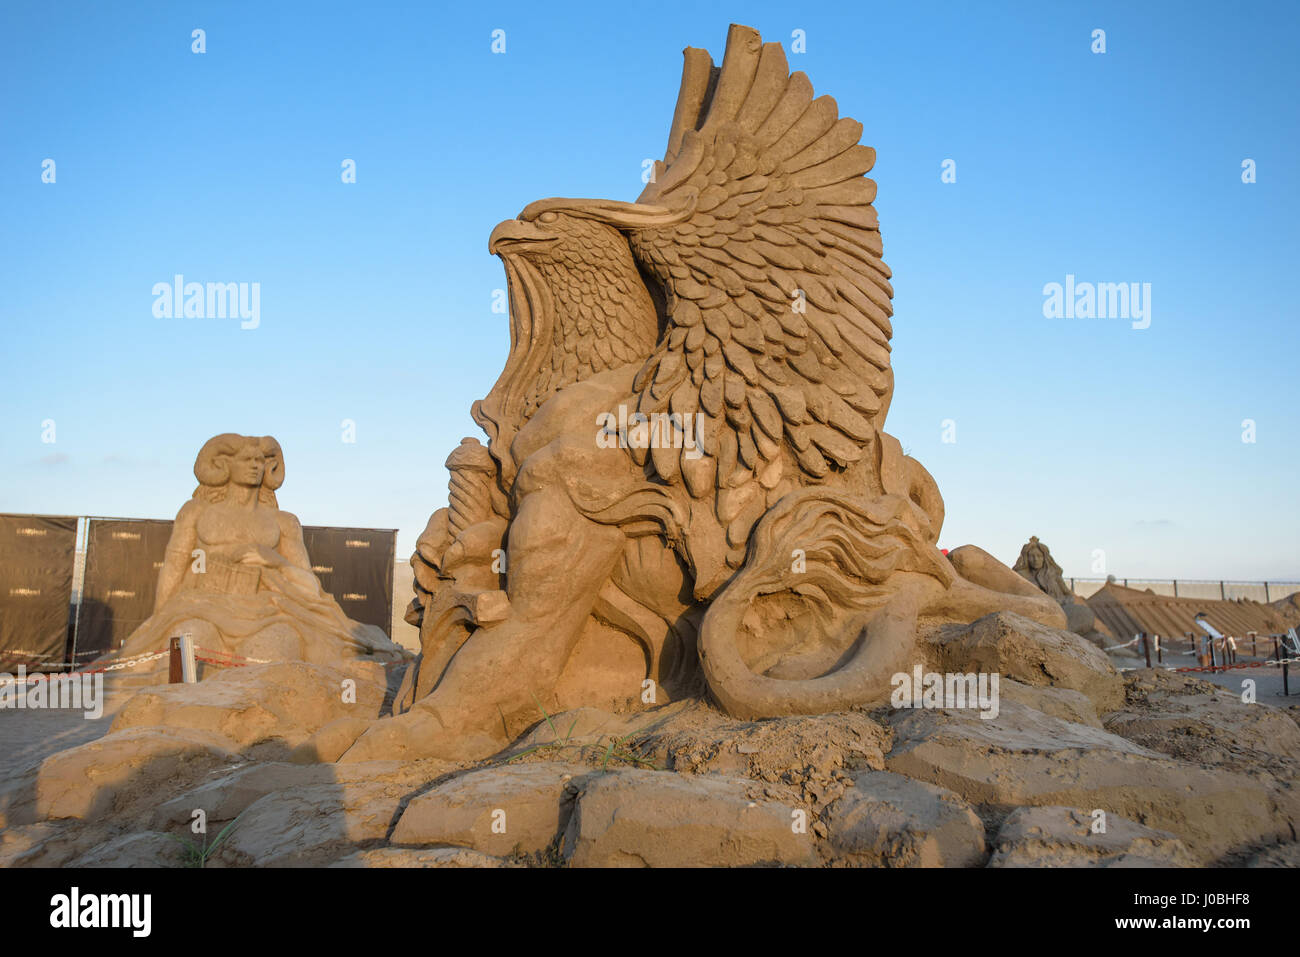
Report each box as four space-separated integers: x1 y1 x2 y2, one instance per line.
628 24 893 496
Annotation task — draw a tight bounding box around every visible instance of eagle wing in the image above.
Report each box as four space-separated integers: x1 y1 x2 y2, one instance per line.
628 25 893 498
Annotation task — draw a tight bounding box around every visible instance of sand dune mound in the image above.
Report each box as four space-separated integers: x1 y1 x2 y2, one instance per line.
1087 583 1300 642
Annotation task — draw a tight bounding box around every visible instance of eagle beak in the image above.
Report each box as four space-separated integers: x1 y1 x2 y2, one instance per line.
488 219 556 255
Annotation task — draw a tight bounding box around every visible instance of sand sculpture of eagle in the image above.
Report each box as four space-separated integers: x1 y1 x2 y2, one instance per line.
478 24 893 505
363 24 1064 764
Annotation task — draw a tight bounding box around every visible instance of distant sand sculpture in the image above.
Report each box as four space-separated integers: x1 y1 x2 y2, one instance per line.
1012 535 1108 641
1012 536 1073 603
340 24 1068 764
106 433 403 671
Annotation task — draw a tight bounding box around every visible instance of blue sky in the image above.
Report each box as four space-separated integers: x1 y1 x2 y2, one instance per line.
2 0 1296 580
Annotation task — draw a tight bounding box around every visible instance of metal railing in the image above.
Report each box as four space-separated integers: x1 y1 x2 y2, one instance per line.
1068 578 1299 602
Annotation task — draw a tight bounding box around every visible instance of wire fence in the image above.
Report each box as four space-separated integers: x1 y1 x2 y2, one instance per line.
1068 578 1300 603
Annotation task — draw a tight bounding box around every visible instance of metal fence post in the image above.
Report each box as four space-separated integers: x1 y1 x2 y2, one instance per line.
179 633 197 683
68 518 89 673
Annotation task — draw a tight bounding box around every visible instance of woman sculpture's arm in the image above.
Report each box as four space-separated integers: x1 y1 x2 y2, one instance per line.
270 509 328 599
275 510 314 571
154 500 201 611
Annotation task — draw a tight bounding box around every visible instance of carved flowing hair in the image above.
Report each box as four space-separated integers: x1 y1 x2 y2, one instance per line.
191 433 284 506
1012 537 1066 593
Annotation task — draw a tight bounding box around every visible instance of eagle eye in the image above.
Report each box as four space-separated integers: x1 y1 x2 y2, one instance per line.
538 211 559 224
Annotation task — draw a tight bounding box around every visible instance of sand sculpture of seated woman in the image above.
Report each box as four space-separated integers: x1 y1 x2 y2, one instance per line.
111 433 402 669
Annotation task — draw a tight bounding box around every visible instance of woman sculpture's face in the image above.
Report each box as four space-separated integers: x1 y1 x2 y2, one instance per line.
1027 548 1044 570
228 445 268 487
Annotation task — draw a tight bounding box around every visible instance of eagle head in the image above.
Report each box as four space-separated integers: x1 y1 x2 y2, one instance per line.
474 198 694 477
484 199 668 420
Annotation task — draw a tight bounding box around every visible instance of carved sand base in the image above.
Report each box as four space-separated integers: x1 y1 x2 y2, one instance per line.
3 612 1297 868
100 598 405 683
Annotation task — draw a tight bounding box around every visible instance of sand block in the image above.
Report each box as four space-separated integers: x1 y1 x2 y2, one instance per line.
111 661 387 750
821 770 985 867
392 761 590 857
988 806 1195 867
330 847 519 868
927 611 1124 712
885 700 1298 863
562 768 818 867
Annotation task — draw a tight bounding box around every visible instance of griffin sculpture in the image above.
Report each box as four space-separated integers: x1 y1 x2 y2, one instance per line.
340 24 1065 763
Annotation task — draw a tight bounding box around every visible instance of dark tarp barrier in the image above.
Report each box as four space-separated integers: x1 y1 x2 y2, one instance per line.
77 518 175 662
0 514 79 671
302 526 396 637
74 518 397 657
